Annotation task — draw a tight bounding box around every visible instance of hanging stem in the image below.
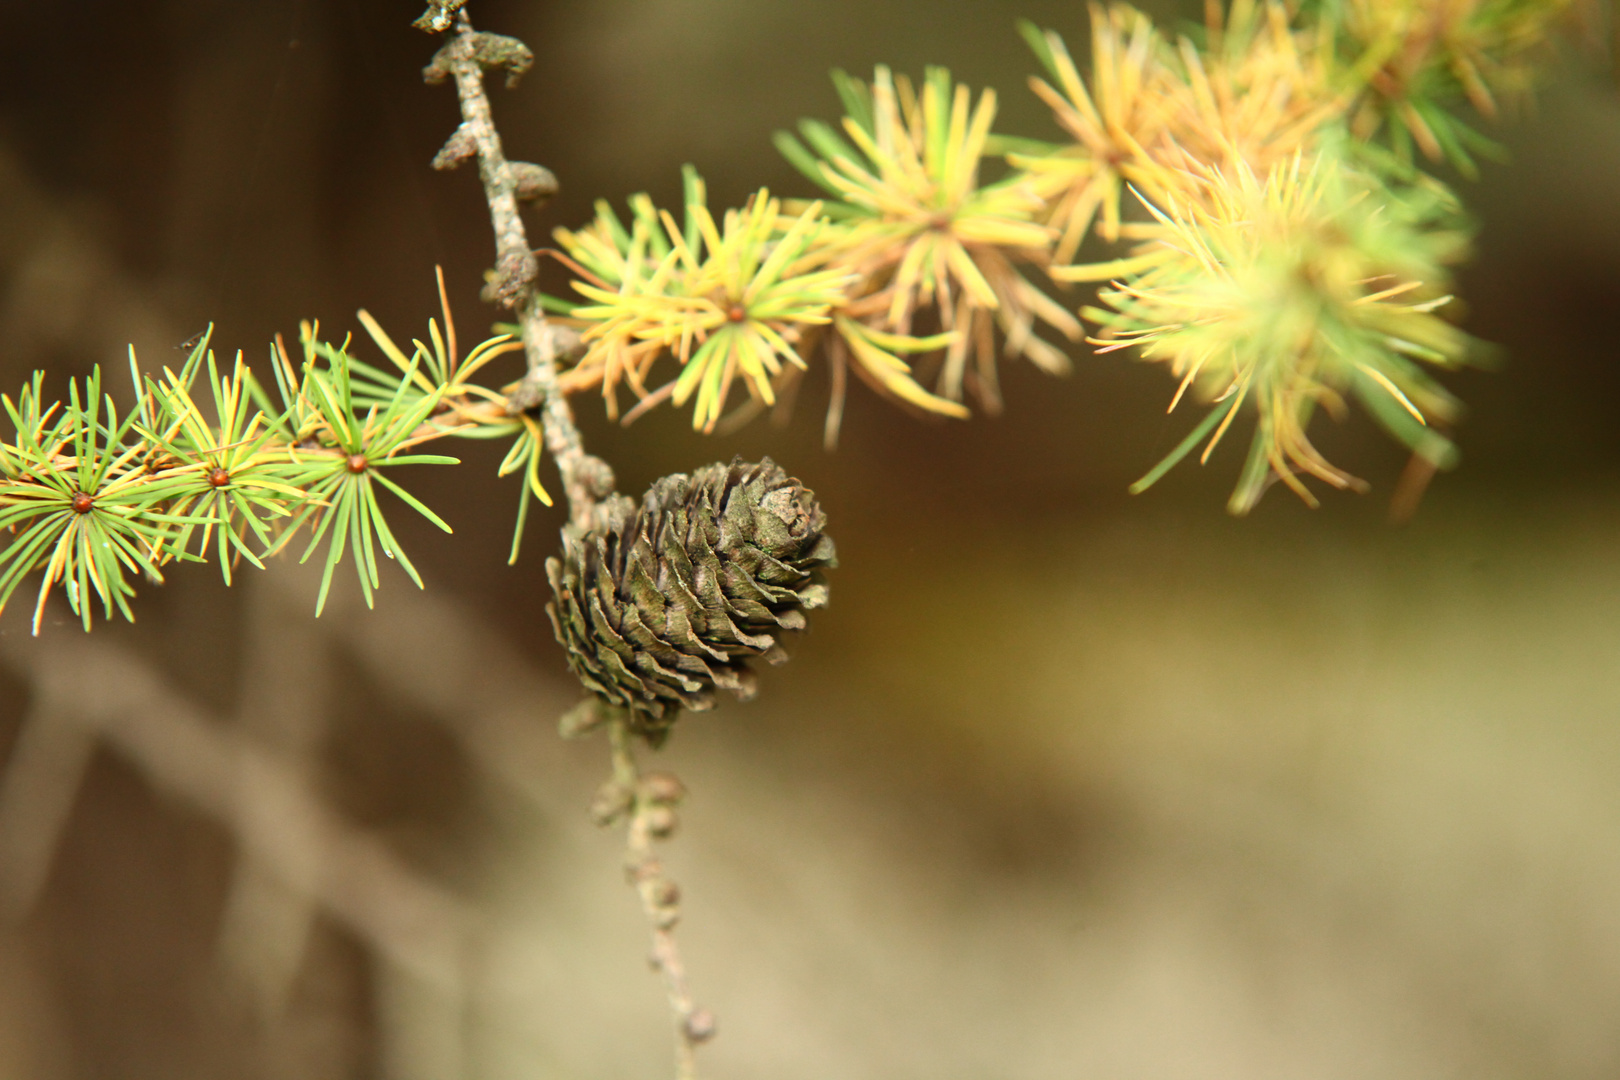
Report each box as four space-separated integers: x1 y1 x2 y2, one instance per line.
605 716 714 1080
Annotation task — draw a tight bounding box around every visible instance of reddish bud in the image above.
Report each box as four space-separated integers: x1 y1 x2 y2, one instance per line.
684 1008 717 1043
639 772 686 806
650 879 680 908
641 805 678 839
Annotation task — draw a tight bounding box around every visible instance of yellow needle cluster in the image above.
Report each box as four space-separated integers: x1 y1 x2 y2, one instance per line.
788 65 1081 413
1339 0 1579 172
539 0 1576 510
1081 153 1475 513
557 170 853 432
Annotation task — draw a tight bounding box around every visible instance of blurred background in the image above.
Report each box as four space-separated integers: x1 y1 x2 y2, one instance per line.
1 0 1619 1077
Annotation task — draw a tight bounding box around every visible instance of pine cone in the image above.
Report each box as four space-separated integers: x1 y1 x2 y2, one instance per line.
546 458 837 744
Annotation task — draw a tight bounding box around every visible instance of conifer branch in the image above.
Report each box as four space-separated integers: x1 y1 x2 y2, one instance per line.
424 13 712 1076
0 3 1593 1072
424 11 613 535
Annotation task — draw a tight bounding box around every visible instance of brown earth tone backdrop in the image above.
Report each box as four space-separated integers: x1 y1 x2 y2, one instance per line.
1 1 1619 1078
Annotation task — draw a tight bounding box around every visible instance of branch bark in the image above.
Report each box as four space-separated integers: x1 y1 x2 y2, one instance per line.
424 13 713 1078
424 12 612 535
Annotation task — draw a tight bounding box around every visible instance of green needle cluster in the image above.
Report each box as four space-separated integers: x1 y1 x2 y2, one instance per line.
0 294 537 633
